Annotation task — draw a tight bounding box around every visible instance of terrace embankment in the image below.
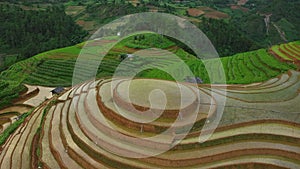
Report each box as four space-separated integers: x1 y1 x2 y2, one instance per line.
0 71 299 168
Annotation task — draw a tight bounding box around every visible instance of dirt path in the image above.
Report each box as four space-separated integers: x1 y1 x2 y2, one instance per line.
273 23 288 42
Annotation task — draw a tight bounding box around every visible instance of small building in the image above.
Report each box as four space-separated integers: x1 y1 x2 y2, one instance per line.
120 53 136 61
185 76 203 84
127 54 134 60
195 77 203 84
51 87 64 95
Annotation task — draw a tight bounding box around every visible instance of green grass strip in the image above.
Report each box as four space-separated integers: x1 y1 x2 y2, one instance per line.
0 109 33 145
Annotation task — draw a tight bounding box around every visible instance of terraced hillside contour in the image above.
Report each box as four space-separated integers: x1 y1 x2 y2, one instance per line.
1 36 298 113
0 70 299 169
18 39 297 86
269 41 300 68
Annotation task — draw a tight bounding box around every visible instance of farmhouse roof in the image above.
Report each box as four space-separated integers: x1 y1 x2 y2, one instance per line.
51 87 64 94
185 76 203 84
127 54 134 58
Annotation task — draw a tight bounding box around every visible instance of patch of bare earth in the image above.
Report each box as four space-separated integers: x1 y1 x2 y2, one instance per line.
187 8 205 17
65 6 86 17
237 0 249 6
187 6 229 19
128 0 140 7
204 11 229 19
23 86 55 107
197 6 214 11
230 5 249 12
76 20 95 32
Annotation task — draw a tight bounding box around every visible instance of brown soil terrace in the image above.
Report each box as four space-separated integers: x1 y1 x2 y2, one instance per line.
0 69 299 168
269 44 300 69
112 79 199 119
187 8 205 17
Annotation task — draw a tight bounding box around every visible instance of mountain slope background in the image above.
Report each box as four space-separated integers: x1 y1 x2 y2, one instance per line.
0 32 298 109
1 0 299 72
0 0 299 111
0 4 88 71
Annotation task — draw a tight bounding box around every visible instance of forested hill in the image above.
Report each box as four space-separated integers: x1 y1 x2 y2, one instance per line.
1 0 299 70
232 0 300 47
0 4 88 71
199 18 260 57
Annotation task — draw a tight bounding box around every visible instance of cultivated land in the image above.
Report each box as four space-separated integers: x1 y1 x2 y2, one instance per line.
0 0 300 168
0 70 299 168
115 79 197 109
187 7 229 19
1 34 297 88
0 33 299 168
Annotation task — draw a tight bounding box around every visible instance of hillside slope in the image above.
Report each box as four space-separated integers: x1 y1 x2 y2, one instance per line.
0 34 298 109
0 70 299 168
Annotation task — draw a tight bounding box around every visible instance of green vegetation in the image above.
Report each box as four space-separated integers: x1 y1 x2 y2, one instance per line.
0 4 88 71
35 99 56 167
140 48 296 84
122 33 175 49
233 0 300 46
0 110 32 145
0 33 298 110
36 1 295 57
1 0 298 61
139 0 300 55
199 18 260 56
0 80 25 109
0 45 74 109
25 59 76 86
76 2 147 32
0 1 299 168
270 42 300 63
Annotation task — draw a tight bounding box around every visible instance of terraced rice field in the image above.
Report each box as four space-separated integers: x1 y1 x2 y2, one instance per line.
0 106 31 130
2 35 297 89
1 37 299 168
0 111 20 132
0 69 299 168
186 7 229 19
269 41 300 67
151 48 296 84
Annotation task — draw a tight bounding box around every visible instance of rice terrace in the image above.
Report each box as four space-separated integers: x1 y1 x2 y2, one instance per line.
0 0 300 169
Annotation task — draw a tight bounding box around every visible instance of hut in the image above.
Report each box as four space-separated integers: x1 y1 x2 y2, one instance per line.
185 76 203 84
51 87 64 95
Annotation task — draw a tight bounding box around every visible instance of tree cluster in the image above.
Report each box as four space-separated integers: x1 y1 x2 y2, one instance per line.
0 4 88 70
199 18 260 56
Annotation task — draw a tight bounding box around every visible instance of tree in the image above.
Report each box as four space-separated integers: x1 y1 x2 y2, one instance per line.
0 4 88 70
